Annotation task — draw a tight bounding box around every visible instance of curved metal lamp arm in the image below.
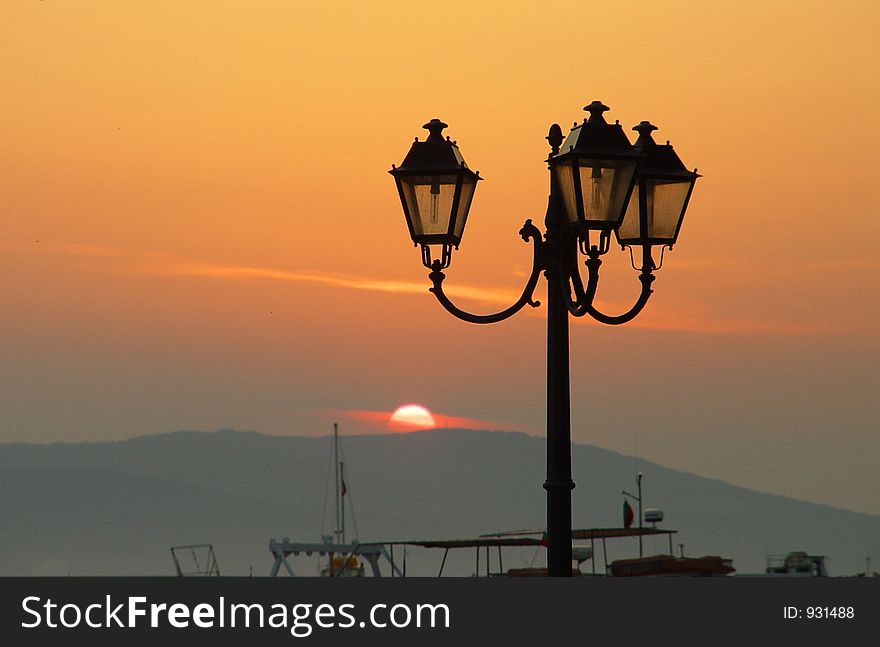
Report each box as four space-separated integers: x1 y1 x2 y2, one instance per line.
582 271 654 325
428 219 543 324
563 240 600 317
565 244 656 325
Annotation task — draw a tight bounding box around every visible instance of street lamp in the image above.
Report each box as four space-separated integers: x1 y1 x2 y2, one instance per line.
390 118 482 269
389 101 698 576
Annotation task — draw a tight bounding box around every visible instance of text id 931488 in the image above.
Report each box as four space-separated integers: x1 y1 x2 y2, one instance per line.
783 606 855 620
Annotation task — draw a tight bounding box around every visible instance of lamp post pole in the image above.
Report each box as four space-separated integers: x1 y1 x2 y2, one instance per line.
543 186 574 575
390 101 698 576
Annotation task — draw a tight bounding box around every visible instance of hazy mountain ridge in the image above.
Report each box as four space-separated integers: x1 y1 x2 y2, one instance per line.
0 428 876 576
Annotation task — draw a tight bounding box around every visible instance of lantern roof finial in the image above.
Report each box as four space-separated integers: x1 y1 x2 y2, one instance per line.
583 101 610 124
633 121 659 148
422 119 448 143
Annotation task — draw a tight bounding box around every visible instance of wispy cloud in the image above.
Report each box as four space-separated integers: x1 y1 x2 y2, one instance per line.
145 261 523 305
672 255 880 277
326 409 538 434
33 240 878 337
45 241 527 305
609 306 843 336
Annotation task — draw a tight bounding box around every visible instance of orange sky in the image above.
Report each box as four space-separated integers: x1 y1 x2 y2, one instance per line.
1 1 878 514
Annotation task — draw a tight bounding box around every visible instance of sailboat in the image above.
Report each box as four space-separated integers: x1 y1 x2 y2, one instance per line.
268 423 401 577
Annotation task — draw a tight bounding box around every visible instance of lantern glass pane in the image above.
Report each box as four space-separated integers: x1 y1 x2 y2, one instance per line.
554 163 579 226
577 159 636 227
453 175 477 240
650 180 691 240
401 175 458 238
618 185 642 242
618 179 691 244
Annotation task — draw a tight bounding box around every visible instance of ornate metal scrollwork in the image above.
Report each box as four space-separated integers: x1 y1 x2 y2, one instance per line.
563 243 655 324
427 219 544 325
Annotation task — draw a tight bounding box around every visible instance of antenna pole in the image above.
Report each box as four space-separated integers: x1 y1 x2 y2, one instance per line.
340 461 346 545
637 472 643 558
334 423 340 544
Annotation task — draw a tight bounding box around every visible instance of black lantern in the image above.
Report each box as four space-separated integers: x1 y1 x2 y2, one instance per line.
549 101 641 232
616 121 699 249
390 119 481 267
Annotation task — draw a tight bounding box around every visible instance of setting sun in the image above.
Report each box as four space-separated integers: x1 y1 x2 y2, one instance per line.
389 405 436 432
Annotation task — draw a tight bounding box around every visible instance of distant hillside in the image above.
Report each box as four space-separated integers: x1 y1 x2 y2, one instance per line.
0 428 876 576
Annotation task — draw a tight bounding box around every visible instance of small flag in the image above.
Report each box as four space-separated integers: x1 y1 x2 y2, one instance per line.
623 500 634 529
539 530 548 547
341 477 347 497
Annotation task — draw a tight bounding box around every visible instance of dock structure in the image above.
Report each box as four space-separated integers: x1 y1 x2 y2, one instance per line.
268 538 401 577
269 527 679 577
